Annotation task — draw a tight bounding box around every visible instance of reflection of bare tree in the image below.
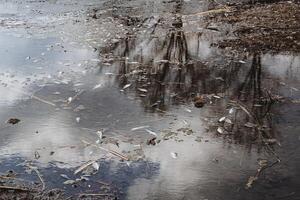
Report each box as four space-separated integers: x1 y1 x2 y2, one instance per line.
228 54 276 147
110 21 247 112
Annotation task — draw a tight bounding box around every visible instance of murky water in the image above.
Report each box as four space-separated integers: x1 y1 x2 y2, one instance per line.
0 0 299 199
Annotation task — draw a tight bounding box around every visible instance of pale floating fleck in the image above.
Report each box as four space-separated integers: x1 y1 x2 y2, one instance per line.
225 118 233 124
96 130 103 139
229 108 235 114
63 180 76 185
239 60 246 64
127 61 139 64
263 138 278 145
145 129 157 137
184 108 192 113
258 159 268 167
170 152 178 159
215 77 224 81
123 83 131 90
218 116 226 122
290 87 299 91
137 88 148 93
60 174 70 180
217 127 225 134
244 122 256 128
131 126 150 131
246 176 258 189
213 95 221 99
67 97 73 103
76 117 80 123
92 162 100 171
93 83 103 90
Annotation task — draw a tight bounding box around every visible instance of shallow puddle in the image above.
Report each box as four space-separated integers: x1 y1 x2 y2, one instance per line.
0 0 299 199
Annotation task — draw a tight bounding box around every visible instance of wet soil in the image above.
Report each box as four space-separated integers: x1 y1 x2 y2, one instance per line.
0 0 300 199
214 1 300 53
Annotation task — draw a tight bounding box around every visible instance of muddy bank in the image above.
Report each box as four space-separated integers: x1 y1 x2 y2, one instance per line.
214 1 300 53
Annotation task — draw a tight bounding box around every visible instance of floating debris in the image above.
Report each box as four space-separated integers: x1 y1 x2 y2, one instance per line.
195 136 202 142
137 88 148 93
96 130 103 140
244 122 257 128
258 159 268 167
217 127 225 134
145 129 158 137
7 118 20 125
74 160 96 175
225 118 233 124
60 174 71 180
67 97 73 103
123 83 132 90
131 126 150 131
63 180 77 185
177 127 193 135
184 108 192 113
34 151 40 159
147 137 157 145
263 138 278 145
218 117 226 122
93 83 103 90
229 108 235 114
193 96 206 108
170 152 178 159
213 95 221 99
92 162 100 171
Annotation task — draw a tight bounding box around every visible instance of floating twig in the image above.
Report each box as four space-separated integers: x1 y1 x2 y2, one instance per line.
74 160 95 175
31 95 56 107
27 165 45 191
0 185 30 192
67 90 84 105
79 193 114 197
82 140 129 161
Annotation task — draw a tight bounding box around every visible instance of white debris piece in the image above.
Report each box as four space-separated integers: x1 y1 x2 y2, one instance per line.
145 129 157 137
131 126 150 131
170 152 178 159
92 162 100 171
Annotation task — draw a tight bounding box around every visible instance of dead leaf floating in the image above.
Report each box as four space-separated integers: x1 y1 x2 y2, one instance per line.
147 137 157 146
246 176 258 189
193 96 206 108
7 118 20 125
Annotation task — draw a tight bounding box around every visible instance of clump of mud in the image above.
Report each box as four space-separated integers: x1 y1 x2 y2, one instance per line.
215 1 300 53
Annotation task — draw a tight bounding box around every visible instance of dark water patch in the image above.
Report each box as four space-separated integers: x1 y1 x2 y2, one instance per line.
0 156 160 199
